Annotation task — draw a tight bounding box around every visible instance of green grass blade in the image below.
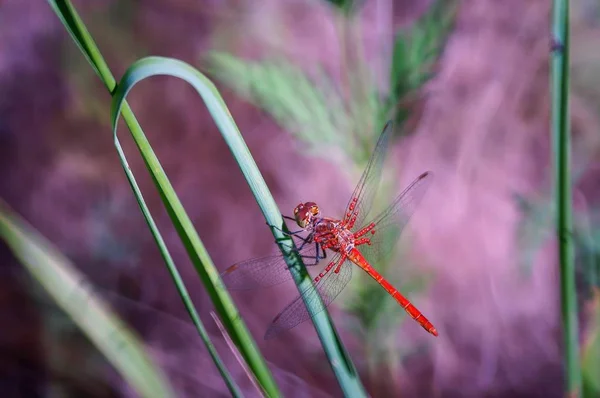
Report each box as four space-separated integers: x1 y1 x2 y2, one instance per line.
111 102 246 398
0 200 176 398
111 56 367 398
551 0 582 396
47 1 244 396
47 0 366 394
47 0 116 90
114 134 244 398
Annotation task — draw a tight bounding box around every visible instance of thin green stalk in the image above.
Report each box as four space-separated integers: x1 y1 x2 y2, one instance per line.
112 132 243 397
551 0 582 397
112 89 268 397
211 312 266 398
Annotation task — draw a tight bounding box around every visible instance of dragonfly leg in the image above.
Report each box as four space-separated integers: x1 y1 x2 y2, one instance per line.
319 243 327 259
305 242 326 265
275 234 323 265
320 241 333 251
270 224 315 249
295 233 316 250
314 254 344 282
314 231 336 247
297 255 319 265
278 240 312 258
268 222 305 237
277 236 314 254
297 242 325 266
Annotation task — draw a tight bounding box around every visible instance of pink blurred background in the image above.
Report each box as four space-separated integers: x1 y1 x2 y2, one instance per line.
1 0 600 397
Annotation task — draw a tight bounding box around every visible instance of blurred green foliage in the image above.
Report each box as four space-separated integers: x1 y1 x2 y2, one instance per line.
387 0 457 126
0 201 177 397
581 289 600 397
62 1 143 126
514 4 600 391
514 174 600 397
323 0 365 15
208 0 457 165
514 188 600 290
207 54 357 158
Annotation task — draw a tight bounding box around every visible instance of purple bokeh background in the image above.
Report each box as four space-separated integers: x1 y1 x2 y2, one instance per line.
2 0 600 397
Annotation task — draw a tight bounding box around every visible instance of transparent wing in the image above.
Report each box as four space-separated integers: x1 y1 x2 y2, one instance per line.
220 239 325 290
264 255 352 340
343 121 394 229
359 171 432 266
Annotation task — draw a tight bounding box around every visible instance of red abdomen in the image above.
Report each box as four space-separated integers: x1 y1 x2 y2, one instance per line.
346 248 438 336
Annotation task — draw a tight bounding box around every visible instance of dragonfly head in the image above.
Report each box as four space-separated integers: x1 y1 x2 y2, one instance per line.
293 202 320 228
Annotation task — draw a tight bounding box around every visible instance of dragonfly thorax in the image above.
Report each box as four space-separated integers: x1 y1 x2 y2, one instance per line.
335 227 355 252
314 219 356 253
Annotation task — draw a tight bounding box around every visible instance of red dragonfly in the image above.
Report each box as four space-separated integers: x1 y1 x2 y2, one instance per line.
221 121 437 340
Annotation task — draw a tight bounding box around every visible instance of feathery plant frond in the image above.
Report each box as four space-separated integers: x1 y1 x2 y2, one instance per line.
206 53 355 158
207 0 457 161
387 0 458 126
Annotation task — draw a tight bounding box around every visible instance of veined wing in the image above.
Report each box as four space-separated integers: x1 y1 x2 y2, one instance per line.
358 171 432 267
264 255 352 340
220 239 325 290
342 121 394 229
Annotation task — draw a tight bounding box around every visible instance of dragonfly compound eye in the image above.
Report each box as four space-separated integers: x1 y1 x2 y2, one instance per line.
292 204 308 227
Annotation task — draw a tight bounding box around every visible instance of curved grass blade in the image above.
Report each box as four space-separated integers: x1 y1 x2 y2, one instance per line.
47 0 366 394
0 200 176 398
47 1 244 396
110 56 367 397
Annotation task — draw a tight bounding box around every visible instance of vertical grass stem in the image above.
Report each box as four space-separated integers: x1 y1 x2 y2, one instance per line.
551 1 582 396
